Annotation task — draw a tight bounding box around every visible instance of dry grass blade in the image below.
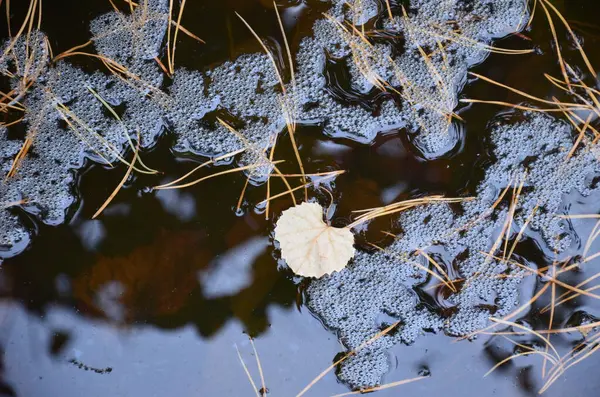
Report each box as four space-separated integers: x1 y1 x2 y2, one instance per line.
384 0 393 21
463 175 525 286
4 0 9 37
265 134 297 216
237 10 308 201
153 55 170 75
566 112 594 159
545 74 599 115
417 249 456 292
541 0 597 79
583 219 600 259
538 218 600 314
153 148 244 189
0 0 36 60
165 0 174 73
249 338 266 397
155 161 284 190
169 0 187 74
274 1 294 85
447 175 514 239
370 243 457 292
584 251 600 263
322 13 378 83
460 100 575 113
54 100 156 173
482 252 600 300
5 137 32 179
258 170 344 205
458 283 550 341
237 177 250 211
541 282 600 314
215 118 298 212
275 4 306 201
401 5 533 56
553 99 600 141
235 344 260 397
92 132 140 219
296 321 401 397
87 86 158 174
516 0 537 31
0 88 26 111
540 331 600 393
399 7 458 122
502 321 600 336
484 329 600 393
55 106 114 166
539 0 569 89
54 52 169 106
0 117 23 128
169 20 204 44
318 185 335 218
2 199 29 208
270 163 299 205
506 205 538 263
424 277 467 291
348 196 471 229
55 40 92 59
501 177 526 262
542 259 557 377
558 214 600 219
271 171 346 178
235 12 285 90
484 350 554 378
463 72 584 109
490 317 561 361
329 376 428 397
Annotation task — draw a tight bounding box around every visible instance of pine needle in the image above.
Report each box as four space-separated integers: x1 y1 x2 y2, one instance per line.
296 321 401 397
457 283 550 341
169 0 187 74
348 196 471 229
249 338 267 397
237 11 308 201
258 171 344 205
416 249 456 292
155 160 280 191
92 132 141 219
539 0 569 89
541 0 597 78
153 148 245 189
86 86 158 174
235 344 260 397
329 376 428 397
370 243 457 291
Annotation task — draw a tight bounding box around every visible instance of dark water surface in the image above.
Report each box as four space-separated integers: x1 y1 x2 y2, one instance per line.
3 0 600 396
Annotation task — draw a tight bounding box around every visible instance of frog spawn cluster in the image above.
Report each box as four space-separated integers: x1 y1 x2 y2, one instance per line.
308 113 600 387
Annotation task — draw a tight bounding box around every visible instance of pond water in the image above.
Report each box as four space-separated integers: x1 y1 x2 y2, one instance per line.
2 0 600 396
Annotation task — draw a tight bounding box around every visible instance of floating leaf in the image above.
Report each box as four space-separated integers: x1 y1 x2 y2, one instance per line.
274 202 355 278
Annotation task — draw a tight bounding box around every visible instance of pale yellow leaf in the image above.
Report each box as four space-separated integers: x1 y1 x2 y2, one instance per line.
274 202 355 278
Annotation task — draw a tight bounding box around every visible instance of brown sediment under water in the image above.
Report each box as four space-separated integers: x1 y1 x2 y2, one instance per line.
3 0 600 396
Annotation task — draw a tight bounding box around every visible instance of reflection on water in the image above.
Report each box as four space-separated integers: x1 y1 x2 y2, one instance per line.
201 237 268 299
0 304 347 397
